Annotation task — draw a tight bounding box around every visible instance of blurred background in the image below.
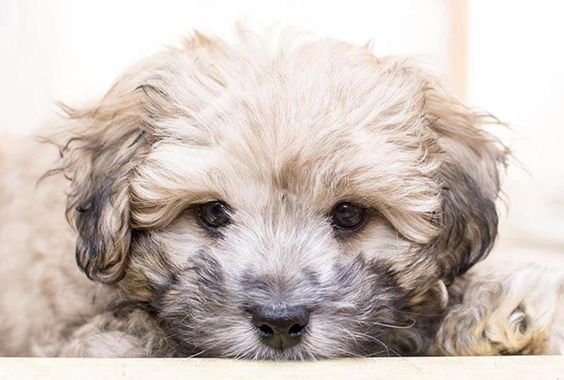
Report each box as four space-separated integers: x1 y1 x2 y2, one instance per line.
0 0 562 262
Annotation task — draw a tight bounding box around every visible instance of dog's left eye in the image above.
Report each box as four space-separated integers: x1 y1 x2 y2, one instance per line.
197 201 232 231
331 202 367 231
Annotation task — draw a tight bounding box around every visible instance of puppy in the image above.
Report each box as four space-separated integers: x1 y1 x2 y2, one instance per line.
0 30 562 358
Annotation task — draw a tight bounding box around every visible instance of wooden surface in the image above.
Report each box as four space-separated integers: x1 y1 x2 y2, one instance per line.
0 356 562 380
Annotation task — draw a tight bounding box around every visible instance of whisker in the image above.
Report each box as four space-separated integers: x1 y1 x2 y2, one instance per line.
186 347 209 358
370 319 416 329
382 304 443 318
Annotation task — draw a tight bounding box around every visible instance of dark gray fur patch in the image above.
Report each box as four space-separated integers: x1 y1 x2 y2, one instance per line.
437 162 499 280
74 173 129 283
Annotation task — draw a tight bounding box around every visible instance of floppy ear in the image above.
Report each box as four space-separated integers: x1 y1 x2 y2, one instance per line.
53 81 152 284
51 34 219 284
426 89 508 282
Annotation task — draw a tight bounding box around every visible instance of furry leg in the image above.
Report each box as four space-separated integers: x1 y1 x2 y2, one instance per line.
431 264 564 355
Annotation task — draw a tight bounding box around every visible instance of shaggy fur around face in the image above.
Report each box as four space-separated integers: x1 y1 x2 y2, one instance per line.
0 31 562 358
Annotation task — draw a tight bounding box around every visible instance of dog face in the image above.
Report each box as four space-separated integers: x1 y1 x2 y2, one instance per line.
56 32 506 358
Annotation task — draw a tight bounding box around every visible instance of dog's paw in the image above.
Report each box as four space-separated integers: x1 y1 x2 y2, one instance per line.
432 266 563 355
59 330 147 357
56 312 150 358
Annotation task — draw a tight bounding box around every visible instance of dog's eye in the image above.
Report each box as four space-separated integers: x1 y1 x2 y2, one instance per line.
197 201 232 231
331 202 367 230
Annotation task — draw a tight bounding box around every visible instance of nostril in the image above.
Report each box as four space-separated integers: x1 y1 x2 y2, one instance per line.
258 324 274 337
288 323 306 337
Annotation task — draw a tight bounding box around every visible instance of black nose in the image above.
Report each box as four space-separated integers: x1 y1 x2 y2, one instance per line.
252 305 310 350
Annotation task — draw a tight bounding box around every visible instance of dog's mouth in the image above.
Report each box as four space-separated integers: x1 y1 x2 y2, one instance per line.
165 314 406 360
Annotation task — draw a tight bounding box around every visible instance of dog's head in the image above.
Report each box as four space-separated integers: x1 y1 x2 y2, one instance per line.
55 32 506 358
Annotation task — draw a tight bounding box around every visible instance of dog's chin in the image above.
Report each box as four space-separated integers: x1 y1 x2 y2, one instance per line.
196 340 321 361
175 333 351 360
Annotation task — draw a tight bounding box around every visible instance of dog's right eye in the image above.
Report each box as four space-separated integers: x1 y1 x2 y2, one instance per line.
197 201 232 232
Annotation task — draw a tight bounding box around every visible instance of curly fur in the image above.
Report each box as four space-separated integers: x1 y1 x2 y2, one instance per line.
0 30 562 358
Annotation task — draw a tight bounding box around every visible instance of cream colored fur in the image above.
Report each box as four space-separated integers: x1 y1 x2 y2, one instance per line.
0 30 562 357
